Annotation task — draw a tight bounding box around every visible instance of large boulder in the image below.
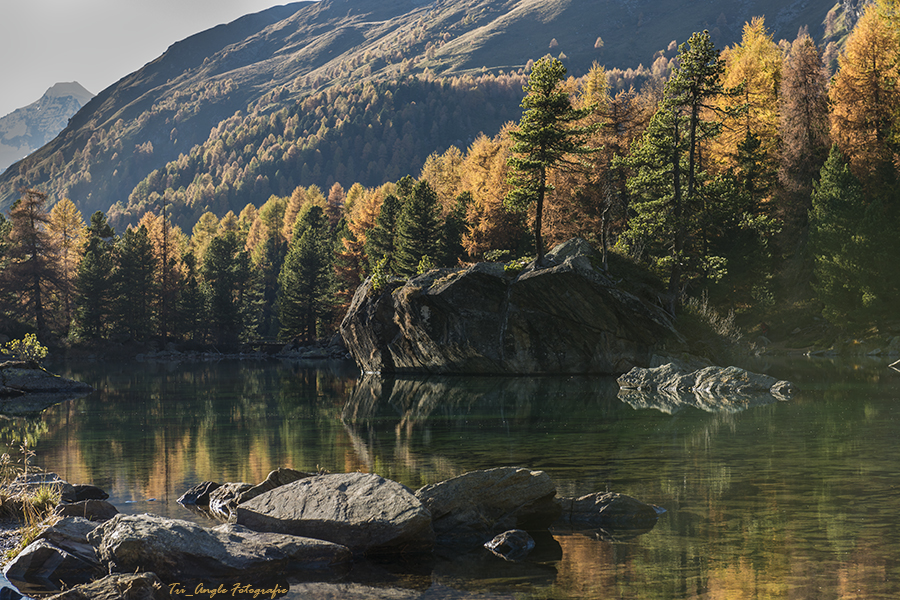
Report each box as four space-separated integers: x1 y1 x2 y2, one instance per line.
234 472 434 555
340 238 682 375
415 467 560 543
617 363 794 414
87 513 350 580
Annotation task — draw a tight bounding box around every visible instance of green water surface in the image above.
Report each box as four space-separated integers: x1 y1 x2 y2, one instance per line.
16 356 900 599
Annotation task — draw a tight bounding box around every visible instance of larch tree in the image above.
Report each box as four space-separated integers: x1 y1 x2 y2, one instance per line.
829 4 900 193
3 189 58 335
47 198 86 331
777 32 830 233
713 17 782 177
506 55 598 265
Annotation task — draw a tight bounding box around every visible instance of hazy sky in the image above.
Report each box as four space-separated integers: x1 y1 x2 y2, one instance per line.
0 0 301 118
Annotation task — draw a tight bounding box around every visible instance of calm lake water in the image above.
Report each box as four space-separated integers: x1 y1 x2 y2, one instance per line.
13 356 900 599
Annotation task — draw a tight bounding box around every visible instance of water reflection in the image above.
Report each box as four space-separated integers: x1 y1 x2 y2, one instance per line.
16 358 900 599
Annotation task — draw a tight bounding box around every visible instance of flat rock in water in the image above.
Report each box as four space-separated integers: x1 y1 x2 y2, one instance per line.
235 472 434 555
0 363 92 415
416 467 560 543
483 529 535 561
617 363 794 414
87 513 351 580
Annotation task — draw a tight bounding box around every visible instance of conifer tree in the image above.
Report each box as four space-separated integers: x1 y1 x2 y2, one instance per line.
74 212 116 339
113 225 157 341
365 193 402 273
202 231 249 347
778 32 830 232
394 180 442 277
3 189 58 335
47 198 86 332
623 31 745 309
178 250 206 343
278 206 333 341
506 55 598 265
808 146 876 323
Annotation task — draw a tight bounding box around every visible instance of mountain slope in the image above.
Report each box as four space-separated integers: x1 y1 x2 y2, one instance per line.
0 82 94 174
0 0 838 225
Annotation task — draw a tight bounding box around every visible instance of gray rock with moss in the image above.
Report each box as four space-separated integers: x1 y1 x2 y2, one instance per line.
340 238 683 374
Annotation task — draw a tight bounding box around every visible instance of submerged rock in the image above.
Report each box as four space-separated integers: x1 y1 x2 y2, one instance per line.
416 467 560 544
555 492 661 529
483 529 535 561
340 238 683 375
234 472 434 555
87 513 350 580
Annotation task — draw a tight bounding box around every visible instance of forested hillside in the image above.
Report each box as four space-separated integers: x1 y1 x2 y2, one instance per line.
0 0 842 230
2 2 898 352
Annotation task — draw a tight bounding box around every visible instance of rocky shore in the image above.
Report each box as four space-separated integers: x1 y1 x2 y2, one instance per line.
1 467 663 599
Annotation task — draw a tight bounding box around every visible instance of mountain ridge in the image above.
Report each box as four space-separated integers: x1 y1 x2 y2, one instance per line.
0 82 94 174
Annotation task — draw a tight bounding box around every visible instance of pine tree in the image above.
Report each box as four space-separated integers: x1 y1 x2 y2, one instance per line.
201 231 249 347
74 212 116 339
278 206 333 341
506 55 598 265
365 192 402 273
178 250 206 343
623 31 744 309
394 180 442 277
438 191 472 267
113 225 157 341
808 146 876 323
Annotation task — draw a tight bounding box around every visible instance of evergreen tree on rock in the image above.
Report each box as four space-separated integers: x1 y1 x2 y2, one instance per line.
506 55 598 266
394 180 442 277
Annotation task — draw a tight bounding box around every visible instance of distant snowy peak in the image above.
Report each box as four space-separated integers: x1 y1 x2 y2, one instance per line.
0 82 94 174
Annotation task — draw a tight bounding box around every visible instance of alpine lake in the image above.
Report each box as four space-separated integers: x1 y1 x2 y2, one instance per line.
11 353 900 599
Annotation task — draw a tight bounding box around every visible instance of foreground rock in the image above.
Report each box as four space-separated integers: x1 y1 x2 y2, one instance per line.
235 472 434 555
46 573 170 600
416 467 560 544
87 513 350 580
3 539 97 590
340 238 683 374
617 363 794 414
0 361 93 415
